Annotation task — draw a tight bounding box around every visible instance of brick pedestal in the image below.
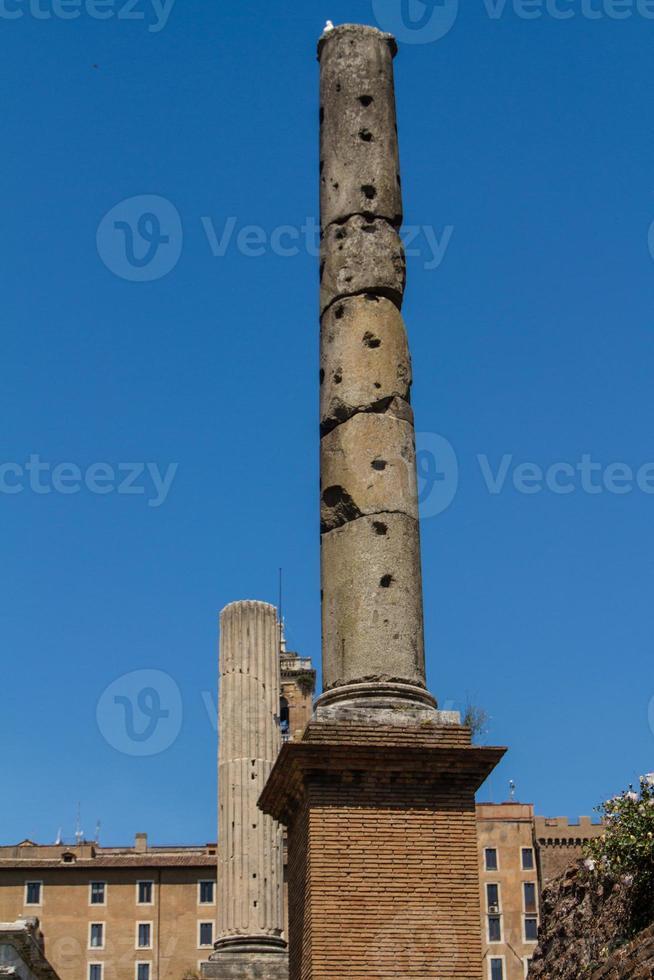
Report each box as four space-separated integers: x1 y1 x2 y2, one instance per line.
259 717 505 980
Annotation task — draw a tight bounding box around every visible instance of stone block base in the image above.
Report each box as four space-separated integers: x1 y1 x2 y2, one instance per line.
201 950 288 980
259 717 505 980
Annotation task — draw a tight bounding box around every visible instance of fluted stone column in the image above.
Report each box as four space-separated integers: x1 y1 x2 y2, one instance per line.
318 24 433 709
206 600 287 980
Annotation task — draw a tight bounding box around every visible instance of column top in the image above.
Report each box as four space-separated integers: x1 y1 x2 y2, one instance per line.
220 599 277 618
318 23 398 61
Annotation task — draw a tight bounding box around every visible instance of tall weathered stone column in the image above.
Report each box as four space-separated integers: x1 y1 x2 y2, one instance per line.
260 24 506 980
204 600 288 980
318 23 430 709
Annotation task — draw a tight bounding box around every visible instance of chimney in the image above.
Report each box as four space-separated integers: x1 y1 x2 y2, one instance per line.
134 833 147 853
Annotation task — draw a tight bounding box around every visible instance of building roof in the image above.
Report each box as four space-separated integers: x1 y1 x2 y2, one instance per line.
0 836 217 870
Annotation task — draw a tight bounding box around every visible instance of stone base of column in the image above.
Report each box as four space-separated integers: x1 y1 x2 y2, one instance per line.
201 947 288 980
259 715 505 980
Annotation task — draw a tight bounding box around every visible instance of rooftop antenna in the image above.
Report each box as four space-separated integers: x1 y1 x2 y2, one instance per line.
508 780 516 802
75 802 84 845
94 821 101 845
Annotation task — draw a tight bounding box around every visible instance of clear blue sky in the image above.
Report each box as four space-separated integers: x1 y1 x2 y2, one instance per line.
3 0 654 846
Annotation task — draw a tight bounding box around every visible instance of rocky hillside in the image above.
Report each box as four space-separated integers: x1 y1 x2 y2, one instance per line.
529 862 654 978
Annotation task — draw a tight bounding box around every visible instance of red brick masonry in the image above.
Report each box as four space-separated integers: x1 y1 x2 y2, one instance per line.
259 721 505 980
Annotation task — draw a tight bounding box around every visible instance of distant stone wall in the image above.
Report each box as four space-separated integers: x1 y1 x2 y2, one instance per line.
535 816 604 886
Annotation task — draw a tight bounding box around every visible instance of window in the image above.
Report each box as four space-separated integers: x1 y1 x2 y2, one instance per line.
90 882 106 906
524 916 539 942
136 964 150 980
137 881 154 905
524 882 537 914
25 882 42 905
89 965 103 980
488 915 502 943
198 880 215 905
484 848 498 871
279 697 290 738
486 883 500 911
89 924 104 950
522 847 535 870
137 923 152 949
490 958 504 980
198 922 214 948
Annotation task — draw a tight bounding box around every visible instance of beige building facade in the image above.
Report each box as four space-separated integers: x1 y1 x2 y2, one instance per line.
477 803 604 980
0 836 217 980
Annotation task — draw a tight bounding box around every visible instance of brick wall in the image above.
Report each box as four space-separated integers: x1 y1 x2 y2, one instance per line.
261 725 504 980
300 776 482 979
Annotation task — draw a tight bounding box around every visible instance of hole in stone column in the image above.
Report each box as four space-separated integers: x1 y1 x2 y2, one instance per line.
380 574 394 588
334 305 345 319
253 873 257 879
320 160 324 174
374 382 381 389
344 276 353 284
359 129 373 142
333 372 342 384
363 332 381 348
397 173 402 187
364 294 380 303
319 260 325 279
373 522 388 536
320 106 324 123
361 184 377 200
361 222 376 234
319 369 325 385
336 82 341 92
371 459 387 471
254 901 258 908
321 486 362 529
251 773 256 780
332 181 339 190
335 228 346 240
359 95 374 107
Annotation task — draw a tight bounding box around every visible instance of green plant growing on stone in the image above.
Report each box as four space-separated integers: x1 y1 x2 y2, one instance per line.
462 703 489 743
584 774 654 933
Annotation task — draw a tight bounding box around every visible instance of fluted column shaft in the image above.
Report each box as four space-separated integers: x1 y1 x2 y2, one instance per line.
318 24 433 709
215 601 285 950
